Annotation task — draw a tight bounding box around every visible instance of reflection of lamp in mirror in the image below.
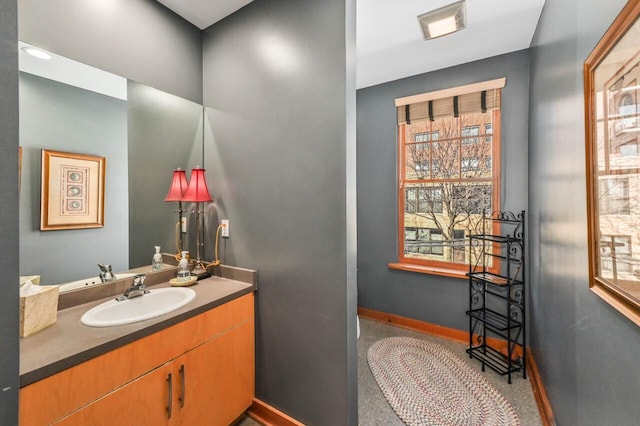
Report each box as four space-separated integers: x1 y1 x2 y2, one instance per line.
164 168 188 258
182 166 212 276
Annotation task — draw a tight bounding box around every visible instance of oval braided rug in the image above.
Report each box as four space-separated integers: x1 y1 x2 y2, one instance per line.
367 337 520 426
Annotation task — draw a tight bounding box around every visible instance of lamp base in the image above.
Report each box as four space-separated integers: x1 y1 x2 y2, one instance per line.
191 261 208 277
194 271 211 281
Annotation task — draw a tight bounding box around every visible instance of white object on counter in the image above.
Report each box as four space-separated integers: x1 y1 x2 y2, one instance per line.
20 280 59 337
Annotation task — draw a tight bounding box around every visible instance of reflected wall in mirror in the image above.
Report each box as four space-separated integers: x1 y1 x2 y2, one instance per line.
585 0 640 326
127 80 204 268
19 43 204 289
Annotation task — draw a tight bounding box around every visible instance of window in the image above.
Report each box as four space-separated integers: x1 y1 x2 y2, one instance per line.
461 125 480 144
409 143 431 175
600 235 633 275
484 124 493 142
414 131 440 142
405 187 443 214
462 156 480 172
404 227 444 256
393 79 503 274
599 177 630 215
620 141 638 156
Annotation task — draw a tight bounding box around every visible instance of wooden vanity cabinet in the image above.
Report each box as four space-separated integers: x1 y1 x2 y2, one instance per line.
52 363 174 425
20 293 254 426
172 320 254 425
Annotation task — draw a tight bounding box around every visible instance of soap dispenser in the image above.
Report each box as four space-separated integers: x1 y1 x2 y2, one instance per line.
177 251 190 282
152 246 163 271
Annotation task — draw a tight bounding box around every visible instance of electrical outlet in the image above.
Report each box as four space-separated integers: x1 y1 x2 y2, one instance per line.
221 220 229 237
181 217 187 233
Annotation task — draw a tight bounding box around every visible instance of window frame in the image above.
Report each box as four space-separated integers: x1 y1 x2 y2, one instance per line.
392 101 502 278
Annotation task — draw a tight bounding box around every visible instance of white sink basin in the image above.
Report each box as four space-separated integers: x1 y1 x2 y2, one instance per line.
80 287 196 327
58 273 138 293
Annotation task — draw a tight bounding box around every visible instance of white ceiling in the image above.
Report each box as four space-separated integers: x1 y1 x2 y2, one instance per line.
357 0 545 88
156 0 546 89
19 42 127 100
155 0 255 30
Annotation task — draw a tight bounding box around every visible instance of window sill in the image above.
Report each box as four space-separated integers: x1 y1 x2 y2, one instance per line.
388 262 467 279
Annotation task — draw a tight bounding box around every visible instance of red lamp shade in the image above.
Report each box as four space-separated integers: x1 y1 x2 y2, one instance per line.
182 166 213 202
164 168 189 202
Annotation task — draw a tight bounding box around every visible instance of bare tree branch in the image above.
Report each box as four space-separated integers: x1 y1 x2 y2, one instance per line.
403 113 494 263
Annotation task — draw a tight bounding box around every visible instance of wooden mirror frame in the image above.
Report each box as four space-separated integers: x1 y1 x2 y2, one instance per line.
584 0 640 325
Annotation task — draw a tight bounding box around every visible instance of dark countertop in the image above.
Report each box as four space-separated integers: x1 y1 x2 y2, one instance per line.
20 270 256 388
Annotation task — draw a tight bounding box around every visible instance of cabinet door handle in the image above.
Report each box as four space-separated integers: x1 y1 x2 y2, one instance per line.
179 364 186 408
166 372 173 419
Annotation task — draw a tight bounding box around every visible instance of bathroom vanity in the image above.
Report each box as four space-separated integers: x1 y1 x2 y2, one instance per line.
19 267 256 426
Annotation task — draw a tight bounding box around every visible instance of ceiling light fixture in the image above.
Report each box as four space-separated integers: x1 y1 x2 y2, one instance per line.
418 0 466 40
21 47 52 60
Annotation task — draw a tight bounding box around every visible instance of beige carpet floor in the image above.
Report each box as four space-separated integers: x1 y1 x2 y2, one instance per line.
236 317 542 425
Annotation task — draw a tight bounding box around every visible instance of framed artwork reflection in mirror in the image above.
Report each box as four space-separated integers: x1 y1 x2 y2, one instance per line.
585 0 640 325
41 149 105 231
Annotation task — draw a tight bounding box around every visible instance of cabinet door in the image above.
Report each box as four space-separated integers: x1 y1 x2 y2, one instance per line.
173 320 254 426
53 363 173 426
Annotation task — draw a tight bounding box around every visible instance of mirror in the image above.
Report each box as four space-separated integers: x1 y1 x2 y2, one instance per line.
585 1 640 325
18 42 204 290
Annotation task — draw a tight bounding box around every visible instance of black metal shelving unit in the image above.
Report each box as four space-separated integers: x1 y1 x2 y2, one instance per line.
466 210 526 384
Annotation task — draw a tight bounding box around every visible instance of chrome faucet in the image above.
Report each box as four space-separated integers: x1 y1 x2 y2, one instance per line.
98 264 116 282
116 274 150 301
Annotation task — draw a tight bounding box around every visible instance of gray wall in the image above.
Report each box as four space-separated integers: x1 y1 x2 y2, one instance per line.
18 0 203 104
19 73 129 284
127 81 203 268
202 0 358 423
529 0 640 424
357 50 530 332
0 0 19 422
